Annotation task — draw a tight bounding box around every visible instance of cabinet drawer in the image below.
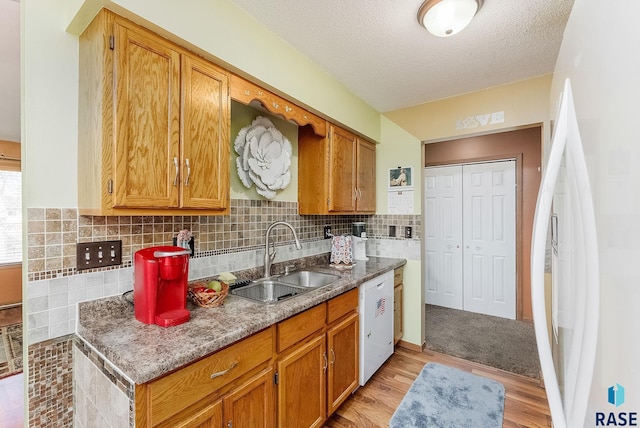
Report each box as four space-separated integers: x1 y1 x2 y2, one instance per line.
327 288 358 324
277 303 326 353
394 267 404 287
147 328 273 426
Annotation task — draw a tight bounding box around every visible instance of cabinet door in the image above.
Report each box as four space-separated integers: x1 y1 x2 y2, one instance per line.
181 55 230 210
223 367 275 428
356 139 376 212
172 400 223 428
326 312 359 414
327 126 356 212
277 334 326 428
113 18 181 208
394 283 403 344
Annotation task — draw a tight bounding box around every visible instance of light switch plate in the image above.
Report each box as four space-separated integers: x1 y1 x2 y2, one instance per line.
77 240 122 270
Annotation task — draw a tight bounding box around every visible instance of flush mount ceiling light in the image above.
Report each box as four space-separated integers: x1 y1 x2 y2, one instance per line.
418 0 483 37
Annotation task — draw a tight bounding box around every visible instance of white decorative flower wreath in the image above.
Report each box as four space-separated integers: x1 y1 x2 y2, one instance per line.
234 116 292 199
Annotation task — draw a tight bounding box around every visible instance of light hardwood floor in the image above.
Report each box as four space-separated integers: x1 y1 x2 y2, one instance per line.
0 345 549 428
324 346 552 428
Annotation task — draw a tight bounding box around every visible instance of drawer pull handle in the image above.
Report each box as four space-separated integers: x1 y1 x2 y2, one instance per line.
322 353 328 372
210 361 238 379
330 348 336 365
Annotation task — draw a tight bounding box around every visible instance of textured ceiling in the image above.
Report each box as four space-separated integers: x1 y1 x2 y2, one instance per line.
228 0 575 113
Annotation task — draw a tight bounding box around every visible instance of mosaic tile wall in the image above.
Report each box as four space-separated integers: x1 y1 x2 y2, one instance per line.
26 200 421 427
26 202 421 281
28 335 74 427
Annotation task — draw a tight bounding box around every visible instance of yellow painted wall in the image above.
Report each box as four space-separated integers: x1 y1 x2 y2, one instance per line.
384 75 552 143
230 102 299 201
65 0 381 141
377 116 422 215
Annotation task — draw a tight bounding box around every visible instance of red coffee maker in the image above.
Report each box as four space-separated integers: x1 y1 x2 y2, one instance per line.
134 246 191 327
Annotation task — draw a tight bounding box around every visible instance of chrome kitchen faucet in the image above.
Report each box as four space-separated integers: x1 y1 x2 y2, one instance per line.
263 221 302 278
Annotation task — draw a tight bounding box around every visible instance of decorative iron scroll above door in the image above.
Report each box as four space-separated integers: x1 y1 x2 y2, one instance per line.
234 116 292 199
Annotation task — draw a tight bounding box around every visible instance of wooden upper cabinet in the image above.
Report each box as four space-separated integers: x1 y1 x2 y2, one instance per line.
298 123 376 214
112 18 181 209
78 9 230 215
181 55 230 210
355 138 376 212
327 126 357 212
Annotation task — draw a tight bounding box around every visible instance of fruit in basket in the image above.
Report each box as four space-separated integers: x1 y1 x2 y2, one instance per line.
207 280 223 292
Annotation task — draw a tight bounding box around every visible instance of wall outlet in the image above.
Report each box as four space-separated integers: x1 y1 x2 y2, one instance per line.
324 225 332 239
389 225 396 237
405 226 412 239
76 240 122 270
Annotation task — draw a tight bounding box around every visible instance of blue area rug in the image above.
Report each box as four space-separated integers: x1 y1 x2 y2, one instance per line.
390 363 505 428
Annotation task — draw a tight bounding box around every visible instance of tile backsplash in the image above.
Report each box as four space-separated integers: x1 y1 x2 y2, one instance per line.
26 200 421 344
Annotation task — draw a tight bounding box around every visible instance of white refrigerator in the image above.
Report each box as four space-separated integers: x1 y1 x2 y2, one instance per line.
532 2 640 427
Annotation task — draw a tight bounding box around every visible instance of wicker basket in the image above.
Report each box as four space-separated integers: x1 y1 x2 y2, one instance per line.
188 281 229 308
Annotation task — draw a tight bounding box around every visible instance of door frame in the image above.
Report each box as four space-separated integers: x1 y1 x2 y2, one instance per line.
424 156 522 318
0 139 22 307
422 125 543 321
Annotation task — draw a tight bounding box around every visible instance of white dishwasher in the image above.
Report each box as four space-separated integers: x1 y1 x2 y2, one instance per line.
359 270 394 385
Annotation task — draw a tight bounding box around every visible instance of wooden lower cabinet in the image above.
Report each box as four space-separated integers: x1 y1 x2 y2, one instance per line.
276 289 359 427
277 334 327 428
135 328 273 427
394 267 404 344
326 312 359 414
171 400 222 428
166 367 274 428
134 291 359 428
223 367 275 428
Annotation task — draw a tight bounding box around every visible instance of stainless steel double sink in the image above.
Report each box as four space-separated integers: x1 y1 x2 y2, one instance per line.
230 270 340 304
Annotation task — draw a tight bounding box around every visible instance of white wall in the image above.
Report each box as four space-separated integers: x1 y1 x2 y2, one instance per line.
550 0 640 419
23 0 79 208
0 0 20 143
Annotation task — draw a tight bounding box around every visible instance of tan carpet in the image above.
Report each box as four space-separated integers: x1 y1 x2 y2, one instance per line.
426 304 541 379
0 323 23 379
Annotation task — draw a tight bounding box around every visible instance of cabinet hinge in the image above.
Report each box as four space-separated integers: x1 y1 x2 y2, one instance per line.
274 372 279 385
327 198 330 206
107 179 113 194
109 35 114 50
227 421 232 428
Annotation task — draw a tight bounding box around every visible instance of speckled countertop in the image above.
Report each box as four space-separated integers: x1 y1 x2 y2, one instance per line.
77 256 406 385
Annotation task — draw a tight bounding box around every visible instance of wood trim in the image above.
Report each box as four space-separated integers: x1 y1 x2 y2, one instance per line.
0 140 20 171
395 340 425 353
230 73 326 137
423 126 541 320
0 264 22 306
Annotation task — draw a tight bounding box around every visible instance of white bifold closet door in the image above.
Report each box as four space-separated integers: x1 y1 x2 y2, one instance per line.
424 160 516 319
